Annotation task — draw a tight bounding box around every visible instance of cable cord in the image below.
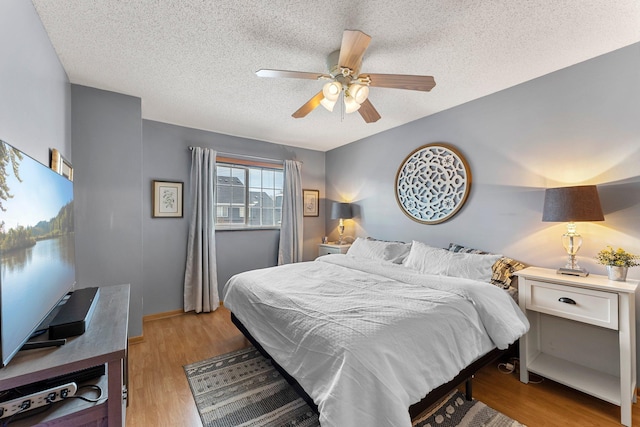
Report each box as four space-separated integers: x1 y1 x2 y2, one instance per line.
2 401 53 426
497 357 519 374
63 384 105 403
496 357 543 384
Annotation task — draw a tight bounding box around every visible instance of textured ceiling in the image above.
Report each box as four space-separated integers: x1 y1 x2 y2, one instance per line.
32 1 640 152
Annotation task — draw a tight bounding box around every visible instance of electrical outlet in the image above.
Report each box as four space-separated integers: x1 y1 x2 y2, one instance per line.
0 382 77 419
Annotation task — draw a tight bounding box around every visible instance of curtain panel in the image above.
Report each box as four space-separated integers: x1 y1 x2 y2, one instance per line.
184 147 219 313
278 160 303 265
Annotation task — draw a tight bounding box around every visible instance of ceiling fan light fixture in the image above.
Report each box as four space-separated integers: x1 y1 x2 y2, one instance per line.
256 29 433 123
322 81 342 101
348 84 369 104
344 94 361 114
320 98 337 112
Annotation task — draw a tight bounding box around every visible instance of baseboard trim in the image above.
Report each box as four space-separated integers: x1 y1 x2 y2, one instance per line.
143 309 184 322
130 305 226 345
128 335 144 345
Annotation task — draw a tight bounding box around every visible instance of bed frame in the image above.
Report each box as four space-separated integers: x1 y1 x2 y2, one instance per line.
231 312 511 420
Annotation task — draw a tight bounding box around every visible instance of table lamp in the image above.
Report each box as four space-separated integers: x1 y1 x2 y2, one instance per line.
330 202 353 245
542 185 604 276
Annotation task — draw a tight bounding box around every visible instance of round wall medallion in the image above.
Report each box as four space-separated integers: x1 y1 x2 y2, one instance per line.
395 143 471 224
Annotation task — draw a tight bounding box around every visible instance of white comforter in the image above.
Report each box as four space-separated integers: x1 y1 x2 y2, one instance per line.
222 255 529 427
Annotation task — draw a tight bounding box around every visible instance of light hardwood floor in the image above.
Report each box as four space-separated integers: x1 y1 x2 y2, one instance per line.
126 307 640 426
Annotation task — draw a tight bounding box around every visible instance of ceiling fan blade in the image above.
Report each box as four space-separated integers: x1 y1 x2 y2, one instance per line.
256 69 329 80
362 73 436 92
358 99 381 123
292 90 325 118
338 30 371 75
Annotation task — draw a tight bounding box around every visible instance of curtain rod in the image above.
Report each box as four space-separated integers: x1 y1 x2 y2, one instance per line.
188 146 284 165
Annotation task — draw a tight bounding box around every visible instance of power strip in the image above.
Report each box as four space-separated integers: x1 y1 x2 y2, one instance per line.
0 382 77 420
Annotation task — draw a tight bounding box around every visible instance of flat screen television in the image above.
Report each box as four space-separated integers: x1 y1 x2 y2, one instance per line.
0 139 75 368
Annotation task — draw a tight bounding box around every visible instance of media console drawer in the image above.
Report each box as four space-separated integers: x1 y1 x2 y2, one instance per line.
526 280 618 330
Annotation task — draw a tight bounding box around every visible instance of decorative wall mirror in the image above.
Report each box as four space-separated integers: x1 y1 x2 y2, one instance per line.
395 143 471 224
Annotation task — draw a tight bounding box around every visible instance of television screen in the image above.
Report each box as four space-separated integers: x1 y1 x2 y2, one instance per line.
0 139 75 367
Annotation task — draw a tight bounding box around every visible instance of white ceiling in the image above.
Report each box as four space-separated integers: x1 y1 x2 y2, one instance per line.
32 1 640 152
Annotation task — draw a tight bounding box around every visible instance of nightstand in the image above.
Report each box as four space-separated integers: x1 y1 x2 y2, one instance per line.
515 267 637 427
318 243 351 257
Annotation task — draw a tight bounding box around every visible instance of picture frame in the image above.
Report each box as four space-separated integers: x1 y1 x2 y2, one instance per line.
50 148 74 181
152 180 183 218
303 189 320 217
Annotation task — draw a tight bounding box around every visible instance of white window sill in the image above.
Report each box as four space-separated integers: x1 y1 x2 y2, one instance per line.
215 226 280 232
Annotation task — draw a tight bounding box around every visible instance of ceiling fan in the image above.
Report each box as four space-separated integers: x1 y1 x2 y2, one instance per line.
256 30 436 123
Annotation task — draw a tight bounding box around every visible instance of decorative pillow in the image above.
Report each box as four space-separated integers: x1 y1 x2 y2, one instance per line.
447 243 490 255
347 237 411 264
490 257 526 288
448 243 526 288
405 240 501 282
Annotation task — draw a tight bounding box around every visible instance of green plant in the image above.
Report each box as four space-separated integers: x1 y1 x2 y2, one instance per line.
595 246 640 268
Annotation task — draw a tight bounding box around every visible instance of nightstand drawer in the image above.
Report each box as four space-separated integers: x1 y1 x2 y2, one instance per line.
318 243 351 257
526 280 618 330
319 246 339 256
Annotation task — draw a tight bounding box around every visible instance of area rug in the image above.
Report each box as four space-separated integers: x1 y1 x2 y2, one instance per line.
184 346 525 427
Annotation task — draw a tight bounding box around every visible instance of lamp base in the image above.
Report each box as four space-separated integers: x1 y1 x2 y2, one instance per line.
556 267 589 277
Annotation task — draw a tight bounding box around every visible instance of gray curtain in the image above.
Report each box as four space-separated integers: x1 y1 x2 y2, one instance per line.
278 160 303 265
183 147 219 313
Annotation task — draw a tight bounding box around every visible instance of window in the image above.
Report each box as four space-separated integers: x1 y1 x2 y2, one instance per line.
215 160 284 228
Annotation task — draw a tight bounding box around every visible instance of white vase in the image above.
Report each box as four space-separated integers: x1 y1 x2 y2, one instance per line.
607 265 628 282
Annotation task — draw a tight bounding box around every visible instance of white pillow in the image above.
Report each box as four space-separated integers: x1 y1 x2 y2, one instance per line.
404 240 501 282
347 237 411 264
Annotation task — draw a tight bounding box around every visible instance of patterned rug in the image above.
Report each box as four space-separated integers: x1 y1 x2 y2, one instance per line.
184 346 525 427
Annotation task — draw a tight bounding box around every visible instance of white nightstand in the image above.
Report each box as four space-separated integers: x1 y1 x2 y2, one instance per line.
515 267 637 427
318 243 351 257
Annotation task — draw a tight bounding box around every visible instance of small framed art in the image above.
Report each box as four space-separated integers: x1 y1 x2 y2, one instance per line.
303 189 319 217
152 180 183 218
50 148 74 181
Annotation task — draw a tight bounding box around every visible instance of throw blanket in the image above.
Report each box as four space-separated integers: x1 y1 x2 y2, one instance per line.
223 255 529 427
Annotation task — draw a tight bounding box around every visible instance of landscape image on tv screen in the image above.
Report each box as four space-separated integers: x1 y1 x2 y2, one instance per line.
0 139 75 367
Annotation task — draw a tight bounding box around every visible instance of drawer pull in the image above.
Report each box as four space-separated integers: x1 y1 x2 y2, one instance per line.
558 297 577 305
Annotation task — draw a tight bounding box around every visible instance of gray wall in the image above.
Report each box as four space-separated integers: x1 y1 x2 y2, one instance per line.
63 86 326 335
326 43 640 279
0 0 71 163
71 85 144 337
142 120 325 315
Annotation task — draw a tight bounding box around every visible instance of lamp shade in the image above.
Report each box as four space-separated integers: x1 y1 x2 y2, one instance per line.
322 81 342 101
343 95 361 114
348 83 369 104
320 98 337 112
542 185 604 222
331 202 353 220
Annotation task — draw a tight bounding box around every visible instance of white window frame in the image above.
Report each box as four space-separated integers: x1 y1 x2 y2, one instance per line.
215 157 284 230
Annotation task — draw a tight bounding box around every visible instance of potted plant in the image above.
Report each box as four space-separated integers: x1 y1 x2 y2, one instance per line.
595 246 640 281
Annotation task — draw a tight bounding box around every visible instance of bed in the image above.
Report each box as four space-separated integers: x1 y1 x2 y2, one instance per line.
222 238 529 427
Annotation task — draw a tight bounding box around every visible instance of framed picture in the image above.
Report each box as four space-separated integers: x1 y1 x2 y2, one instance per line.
50 148 74 181
303 189 319 217
152 180 183 218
